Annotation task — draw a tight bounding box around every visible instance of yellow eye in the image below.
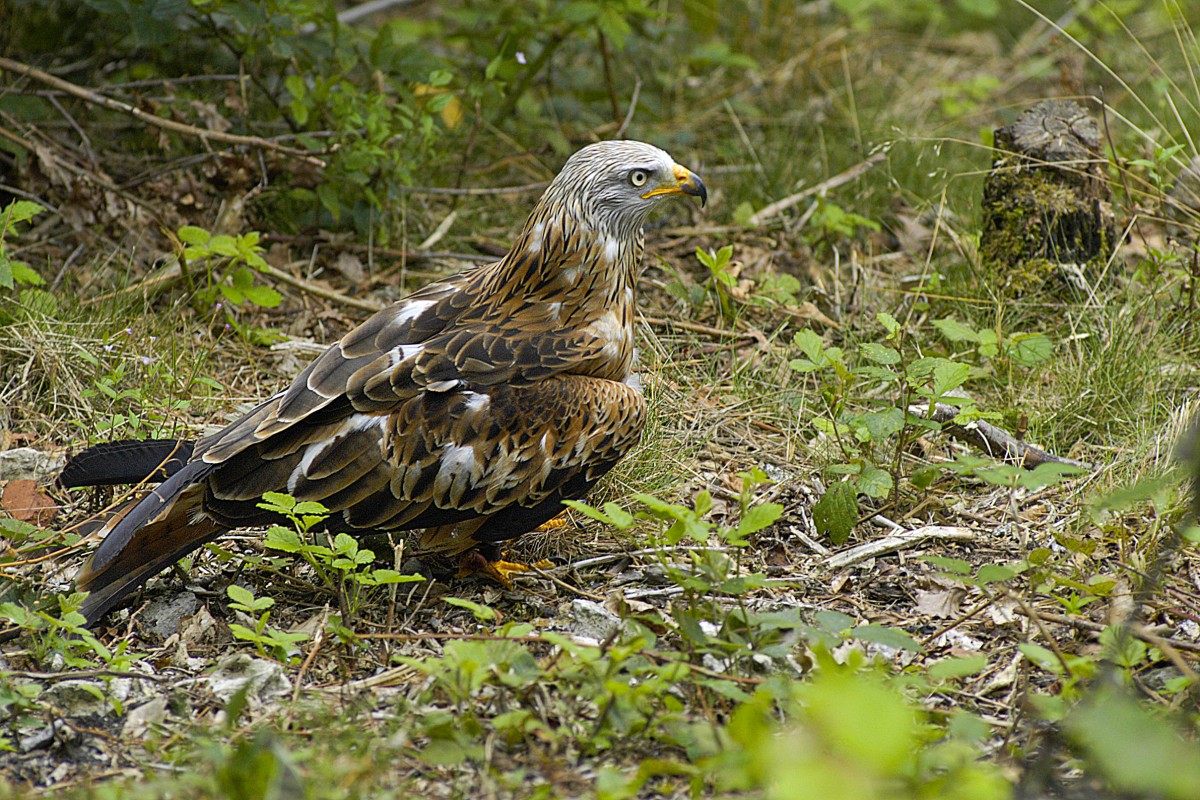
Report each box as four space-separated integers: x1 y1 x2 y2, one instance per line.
629 169 649 188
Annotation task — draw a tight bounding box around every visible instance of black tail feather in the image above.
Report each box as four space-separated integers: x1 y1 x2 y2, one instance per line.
58 439 195 488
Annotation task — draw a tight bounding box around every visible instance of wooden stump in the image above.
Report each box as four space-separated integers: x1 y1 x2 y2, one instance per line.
979 99 1116 294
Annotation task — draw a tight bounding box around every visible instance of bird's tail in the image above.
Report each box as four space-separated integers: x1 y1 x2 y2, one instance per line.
76 460 224 625
59 439 195 488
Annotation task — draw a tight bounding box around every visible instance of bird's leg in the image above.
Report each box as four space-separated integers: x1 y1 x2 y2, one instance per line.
456 547 555 589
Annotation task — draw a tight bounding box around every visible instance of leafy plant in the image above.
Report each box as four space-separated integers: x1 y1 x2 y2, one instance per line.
932 317 1053 374
226 584 310 663
0 200 44 291
259 492 423 625
694 244 738 322
177 224 280 311
808 199 881 245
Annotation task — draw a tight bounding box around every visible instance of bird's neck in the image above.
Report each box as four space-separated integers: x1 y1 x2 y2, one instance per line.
498 211 643 315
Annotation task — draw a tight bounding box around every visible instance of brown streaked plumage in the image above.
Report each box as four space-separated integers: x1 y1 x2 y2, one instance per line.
68 140 706 626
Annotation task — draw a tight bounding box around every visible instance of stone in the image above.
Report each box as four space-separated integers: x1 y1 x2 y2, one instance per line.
569 599 624 642
207 652 291 704
141 591 200 640
0 448 62 482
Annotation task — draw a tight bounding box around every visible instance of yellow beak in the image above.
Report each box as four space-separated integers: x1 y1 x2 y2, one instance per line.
642 163 707 206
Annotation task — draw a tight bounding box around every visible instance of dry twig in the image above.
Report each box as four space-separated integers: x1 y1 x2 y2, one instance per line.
0 56 325 166
912 402 1092 469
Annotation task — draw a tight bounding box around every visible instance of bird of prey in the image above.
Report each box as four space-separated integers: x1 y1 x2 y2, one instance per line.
65 140 706 626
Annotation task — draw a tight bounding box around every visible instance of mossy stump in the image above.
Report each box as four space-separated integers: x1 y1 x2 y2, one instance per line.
979 99 1116 295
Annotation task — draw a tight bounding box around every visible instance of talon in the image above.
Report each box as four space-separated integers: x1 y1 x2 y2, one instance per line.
456 553 556 588
536 513 568 531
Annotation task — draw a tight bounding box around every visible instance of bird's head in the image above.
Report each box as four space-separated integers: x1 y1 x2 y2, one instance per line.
533 140 706 239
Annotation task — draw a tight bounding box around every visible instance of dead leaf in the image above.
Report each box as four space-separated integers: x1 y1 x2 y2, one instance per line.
915 588 965 619
332 252 367 283
1 479 58 526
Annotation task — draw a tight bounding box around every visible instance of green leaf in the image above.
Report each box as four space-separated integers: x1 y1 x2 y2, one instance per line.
209 234 239 258
10 262 43 286
264 526 304 553
928 655 988 681
226 584 254 607
859 407 905 442
802 671 920 771
975 563 1017 585
240 282 281 308
922 555 971 575
260 492 297 512
1067 686 1200 799
1017 461 1087 491
443 597 497 621
177 225 211 246
284 74 307 99
813 481 857 545
930 360 971 400
357 569 425 586
858 342 900 365
1018 642 1063 674
792 328 826 364
227 584 271 612
876 311 901 337
932 317 980 343
1007 332 1053 366
857 466 893 498
814 609 856 634
3 200 45 227
852 623 923 653
219 283 245 305
735 502 783 537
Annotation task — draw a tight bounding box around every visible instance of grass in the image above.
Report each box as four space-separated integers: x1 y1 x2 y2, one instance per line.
4 0 1200 798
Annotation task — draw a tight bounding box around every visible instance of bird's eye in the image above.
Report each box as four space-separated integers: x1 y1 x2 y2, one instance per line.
628 169 649 188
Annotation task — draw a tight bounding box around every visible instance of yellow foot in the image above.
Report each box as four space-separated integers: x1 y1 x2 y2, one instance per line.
535 513 568 531
457 554 556 588
486 558 556 585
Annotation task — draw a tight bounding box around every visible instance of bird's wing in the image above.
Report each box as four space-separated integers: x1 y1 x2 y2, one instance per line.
203 373 647 544
194 266 616 468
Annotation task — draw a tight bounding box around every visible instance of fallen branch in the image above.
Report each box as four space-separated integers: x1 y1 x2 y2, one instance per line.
1014 607 1200 656
265 261 384 314
911 402 1092 470
0 56 325 167
748 151 887 226
639 314 757 340
823 525 976 570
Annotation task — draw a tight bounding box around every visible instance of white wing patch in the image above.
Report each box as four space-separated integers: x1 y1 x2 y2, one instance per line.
526 221 545 254
287 413 383 492
392 299 435 327
434 443 478 506
388 343 424 367
288 440 325 494
463 392 490 413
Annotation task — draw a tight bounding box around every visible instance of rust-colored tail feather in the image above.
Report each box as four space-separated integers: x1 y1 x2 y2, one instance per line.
77 460 224 625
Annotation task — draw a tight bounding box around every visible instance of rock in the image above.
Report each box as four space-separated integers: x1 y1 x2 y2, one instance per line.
569 599 624 642
42 680 108 717
207 653 291 704
0 447 63 482
122 697 169 738
141 591 200 640
19 720 73 753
